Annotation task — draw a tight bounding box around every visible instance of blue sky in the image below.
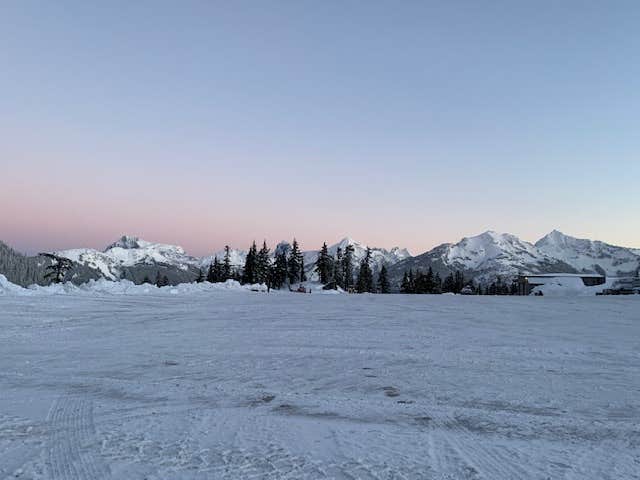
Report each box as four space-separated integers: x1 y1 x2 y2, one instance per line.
1 1 638 255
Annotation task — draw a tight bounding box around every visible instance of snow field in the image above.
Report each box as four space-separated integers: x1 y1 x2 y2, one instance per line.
0 292 638 479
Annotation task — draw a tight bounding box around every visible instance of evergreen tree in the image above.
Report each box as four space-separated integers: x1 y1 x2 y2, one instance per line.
400 271 411 293
442 272 456 293
377 264 390 293
196 268 206 283
242 241 258 284
300 256 307 282
333 247 344 289
142 275 151 284
222 246 232 281
41 253 73 284
207 257 223 283
425 267 435 293
271 251 288 289
433 272 442 293
454 270 465 294
314 242 333 284
256 241 271 284
356 247 374 293
287 238 303 284
155 271 169 287
342 244 355 291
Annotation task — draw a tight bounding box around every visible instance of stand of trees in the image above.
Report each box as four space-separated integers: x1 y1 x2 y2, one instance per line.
400 267 519 295
198 239 395 293
400 267 444 294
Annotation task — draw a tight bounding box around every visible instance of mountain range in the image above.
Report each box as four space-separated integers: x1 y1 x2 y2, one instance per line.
1 231 638 288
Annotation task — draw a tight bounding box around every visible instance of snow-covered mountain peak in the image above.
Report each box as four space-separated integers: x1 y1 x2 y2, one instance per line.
537 229 570 246
535 230 640 276
105 235 150 250
57 237 196 280
332 237 362 251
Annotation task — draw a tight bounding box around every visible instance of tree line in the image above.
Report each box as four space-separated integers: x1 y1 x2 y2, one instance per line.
197 239 391 293
400 267 519 295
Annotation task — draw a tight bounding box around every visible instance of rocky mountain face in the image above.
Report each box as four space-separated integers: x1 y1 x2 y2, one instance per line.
535 230 640 277
56 236 201 285
387 231 577 288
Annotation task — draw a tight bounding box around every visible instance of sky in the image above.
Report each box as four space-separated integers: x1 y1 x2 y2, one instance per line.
1 1 639 256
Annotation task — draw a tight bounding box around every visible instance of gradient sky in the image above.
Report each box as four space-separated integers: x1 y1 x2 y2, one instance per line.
1 1 639 256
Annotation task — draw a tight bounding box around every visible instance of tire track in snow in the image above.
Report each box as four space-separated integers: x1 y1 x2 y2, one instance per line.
563 440 639 480
426 412 537 480
47 395 110 480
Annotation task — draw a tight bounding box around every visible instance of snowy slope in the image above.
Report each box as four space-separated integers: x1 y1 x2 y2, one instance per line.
57 236 200 280
535 230 640 276
389 231 576 285
443 231 567 272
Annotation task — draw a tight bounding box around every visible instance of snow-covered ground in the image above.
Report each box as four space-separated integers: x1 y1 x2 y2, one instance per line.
1 292 639 479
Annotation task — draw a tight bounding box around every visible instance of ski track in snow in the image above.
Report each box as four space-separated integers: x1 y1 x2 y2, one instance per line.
47 395 111 480
0 293 639 479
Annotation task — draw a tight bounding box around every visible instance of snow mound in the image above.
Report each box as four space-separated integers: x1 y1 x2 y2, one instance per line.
0 274 28 295
0 275 268 296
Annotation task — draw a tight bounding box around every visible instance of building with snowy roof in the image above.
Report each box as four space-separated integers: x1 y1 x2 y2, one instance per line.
516 273 605 296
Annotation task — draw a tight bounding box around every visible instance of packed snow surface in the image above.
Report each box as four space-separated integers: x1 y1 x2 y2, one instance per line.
1 292 638 479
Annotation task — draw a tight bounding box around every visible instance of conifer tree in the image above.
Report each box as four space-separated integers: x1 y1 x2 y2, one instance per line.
356 247 374 293
256 241 271 284
300 256 307 282
342 244 355 291
433 272 442 293
242 241 258 284
333 247 344 289
400 271 411 293
196 268 206 283
271 251 288 289
377 264 390 293
41 253 73 284
223 246 232 281
287 238 303 284
314 242 333 284
142 275 151 284
442 272 456 293
207 257 222 283
155 271 169 287
454 270 465 294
